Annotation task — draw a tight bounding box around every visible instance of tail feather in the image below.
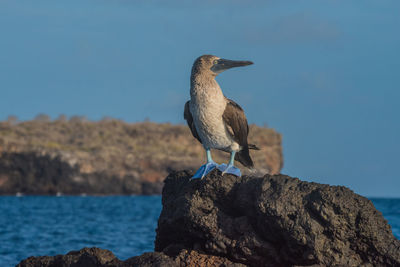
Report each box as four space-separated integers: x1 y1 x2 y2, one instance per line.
235 146 254 168
248 144 260 150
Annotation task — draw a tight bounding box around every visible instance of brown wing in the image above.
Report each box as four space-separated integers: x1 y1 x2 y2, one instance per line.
184 100 202 144
222 99 249 147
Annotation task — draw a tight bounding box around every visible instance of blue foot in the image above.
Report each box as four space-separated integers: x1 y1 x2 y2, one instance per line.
217 164 242 177
192 161 218 179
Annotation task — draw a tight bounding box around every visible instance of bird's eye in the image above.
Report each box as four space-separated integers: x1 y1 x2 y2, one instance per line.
213 60 219 65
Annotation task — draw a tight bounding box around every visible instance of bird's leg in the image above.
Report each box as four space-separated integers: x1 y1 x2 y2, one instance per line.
192 149 218 179
217 151 241 177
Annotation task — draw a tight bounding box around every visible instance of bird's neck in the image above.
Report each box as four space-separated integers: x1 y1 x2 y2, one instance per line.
190 73 224 102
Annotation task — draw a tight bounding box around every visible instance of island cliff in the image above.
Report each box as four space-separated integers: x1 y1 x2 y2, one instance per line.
18 170 400 267
0 119 282 195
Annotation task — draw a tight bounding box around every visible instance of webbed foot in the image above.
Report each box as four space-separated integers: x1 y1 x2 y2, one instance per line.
192 161 218 179
217 164 242 177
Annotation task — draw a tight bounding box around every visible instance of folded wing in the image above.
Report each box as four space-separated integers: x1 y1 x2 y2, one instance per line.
184 101 202 144
223 98 257 167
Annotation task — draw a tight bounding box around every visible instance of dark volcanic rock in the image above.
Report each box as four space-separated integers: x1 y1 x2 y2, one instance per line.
17 170 400 267
17 247 244 267
0 152 163 195
126 249 245 267
17 247 121 267
155 170 400 267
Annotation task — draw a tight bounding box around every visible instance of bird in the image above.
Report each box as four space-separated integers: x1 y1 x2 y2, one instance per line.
184 54 259 179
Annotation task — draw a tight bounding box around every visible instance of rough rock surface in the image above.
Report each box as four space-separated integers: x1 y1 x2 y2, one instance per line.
17 170 400 266
155 170 400 267
126 249 246 267
17 247 121 267
17 247 244 267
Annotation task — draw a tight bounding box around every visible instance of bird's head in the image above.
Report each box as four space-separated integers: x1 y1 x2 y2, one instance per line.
191 55 253 78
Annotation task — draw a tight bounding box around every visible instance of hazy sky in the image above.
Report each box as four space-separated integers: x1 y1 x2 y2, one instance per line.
1 0 399 197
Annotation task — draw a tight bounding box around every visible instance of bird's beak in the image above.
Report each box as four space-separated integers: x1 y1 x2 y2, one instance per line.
211 58 253 74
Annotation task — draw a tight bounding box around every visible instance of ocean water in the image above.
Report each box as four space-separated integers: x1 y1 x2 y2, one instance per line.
0 197 399 266
370 198 400 239
0 196 162 266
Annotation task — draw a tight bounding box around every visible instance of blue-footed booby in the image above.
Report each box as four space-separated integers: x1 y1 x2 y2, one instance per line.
184 55 259 179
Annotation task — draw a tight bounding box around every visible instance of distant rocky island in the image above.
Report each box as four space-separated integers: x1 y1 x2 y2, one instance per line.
0 117 282 195
18 170 400 266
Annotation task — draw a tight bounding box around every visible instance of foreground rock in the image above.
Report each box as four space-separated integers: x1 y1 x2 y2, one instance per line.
155 170 400 266
17 248 120 267
18 247 244 267
18 170 400 266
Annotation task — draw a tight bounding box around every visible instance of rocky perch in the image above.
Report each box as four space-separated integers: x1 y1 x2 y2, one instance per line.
18 170 400 267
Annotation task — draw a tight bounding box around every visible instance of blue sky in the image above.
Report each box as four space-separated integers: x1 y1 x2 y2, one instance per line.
1 0 399 197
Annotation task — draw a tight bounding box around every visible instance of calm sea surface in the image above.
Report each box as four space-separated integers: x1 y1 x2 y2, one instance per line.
0 196 399 266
